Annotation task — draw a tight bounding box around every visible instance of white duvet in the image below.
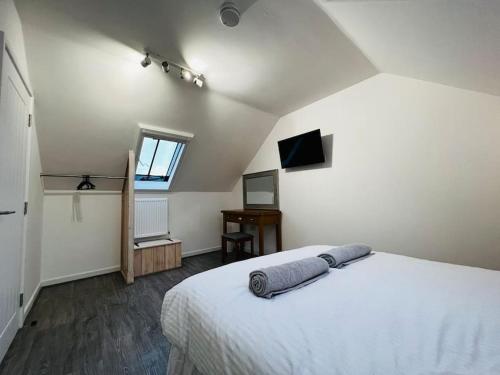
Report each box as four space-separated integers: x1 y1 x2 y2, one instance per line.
161 246 500 375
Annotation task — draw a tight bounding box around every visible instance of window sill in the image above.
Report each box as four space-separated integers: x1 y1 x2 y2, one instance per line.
134 188 170 193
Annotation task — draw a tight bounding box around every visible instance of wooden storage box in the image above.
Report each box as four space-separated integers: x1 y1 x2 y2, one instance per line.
133 239 182 277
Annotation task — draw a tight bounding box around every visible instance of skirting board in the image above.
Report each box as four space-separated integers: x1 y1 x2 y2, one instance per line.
23 282 41 320
38 247 220 288
40 265 121 287
182 246 220 258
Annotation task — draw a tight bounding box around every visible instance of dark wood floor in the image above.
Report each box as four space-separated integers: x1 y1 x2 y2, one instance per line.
0 251 226 375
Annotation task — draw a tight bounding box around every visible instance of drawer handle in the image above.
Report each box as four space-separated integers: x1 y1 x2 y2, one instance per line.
238 217 242 220
249 218 254 221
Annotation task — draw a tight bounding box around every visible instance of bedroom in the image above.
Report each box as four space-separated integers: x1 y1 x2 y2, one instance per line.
0 0 499 374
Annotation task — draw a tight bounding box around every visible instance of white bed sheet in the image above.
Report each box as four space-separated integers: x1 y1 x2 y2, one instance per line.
161 246 500 375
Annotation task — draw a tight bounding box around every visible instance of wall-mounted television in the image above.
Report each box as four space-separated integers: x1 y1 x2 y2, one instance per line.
278 129 325 168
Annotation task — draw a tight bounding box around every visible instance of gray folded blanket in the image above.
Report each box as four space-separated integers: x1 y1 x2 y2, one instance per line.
249 257 329 299
318 244 372 268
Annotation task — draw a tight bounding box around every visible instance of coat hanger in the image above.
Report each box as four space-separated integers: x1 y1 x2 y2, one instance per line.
76 175 96 190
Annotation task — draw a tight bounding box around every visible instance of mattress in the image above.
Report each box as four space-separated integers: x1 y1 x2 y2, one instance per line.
161 245 500 375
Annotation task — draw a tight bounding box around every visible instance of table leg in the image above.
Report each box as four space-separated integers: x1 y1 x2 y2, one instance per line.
223 218 227 234
276 222 282 252
258 224 264 256
222 238 227 263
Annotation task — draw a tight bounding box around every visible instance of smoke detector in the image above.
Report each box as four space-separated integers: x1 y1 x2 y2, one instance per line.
219 2 240 27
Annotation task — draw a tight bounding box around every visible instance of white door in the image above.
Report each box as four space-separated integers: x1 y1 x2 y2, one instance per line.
0 36 30 362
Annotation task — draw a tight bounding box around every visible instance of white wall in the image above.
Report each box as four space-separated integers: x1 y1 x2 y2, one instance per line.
0 0 44 317
41 192 121 284
40 190 232 283
235 74 500 270
136 191 233 257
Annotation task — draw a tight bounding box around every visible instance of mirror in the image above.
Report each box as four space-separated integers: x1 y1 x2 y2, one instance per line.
243 169 279 210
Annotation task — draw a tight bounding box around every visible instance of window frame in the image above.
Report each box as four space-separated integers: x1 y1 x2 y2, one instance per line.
134 124 193 192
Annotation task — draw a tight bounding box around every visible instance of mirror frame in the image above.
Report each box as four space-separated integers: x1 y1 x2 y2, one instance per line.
243 169 279 210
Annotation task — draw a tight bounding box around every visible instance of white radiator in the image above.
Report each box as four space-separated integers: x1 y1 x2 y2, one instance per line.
134 198 168 239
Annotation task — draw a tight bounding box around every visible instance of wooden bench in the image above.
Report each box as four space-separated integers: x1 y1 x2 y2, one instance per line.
133 239 182 277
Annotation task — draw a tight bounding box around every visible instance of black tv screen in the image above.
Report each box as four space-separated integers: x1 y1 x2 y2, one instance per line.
278 129 325 168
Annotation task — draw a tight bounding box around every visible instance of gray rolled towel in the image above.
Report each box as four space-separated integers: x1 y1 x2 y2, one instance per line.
249 257 329 299
318 244 372 268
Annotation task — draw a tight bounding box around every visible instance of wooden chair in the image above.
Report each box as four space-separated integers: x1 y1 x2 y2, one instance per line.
221 232 254 263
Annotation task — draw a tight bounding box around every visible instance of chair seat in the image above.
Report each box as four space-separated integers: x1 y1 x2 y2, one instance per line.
222 232 253 241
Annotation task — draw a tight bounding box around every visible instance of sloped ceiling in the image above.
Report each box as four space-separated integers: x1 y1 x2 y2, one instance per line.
318 0 500 97
15 0 376 191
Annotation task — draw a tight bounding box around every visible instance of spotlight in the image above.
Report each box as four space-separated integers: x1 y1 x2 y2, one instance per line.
161 61 170 73
141 53 151 68
180 69 192 81
140 50 204 87
193 76 204 88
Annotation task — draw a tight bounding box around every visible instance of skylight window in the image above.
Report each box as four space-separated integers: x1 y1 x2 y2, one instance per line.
134 136 186 191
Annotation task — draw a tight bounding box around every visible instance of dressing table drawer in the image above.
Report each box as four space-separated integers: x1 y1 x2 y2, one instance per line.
225 214 258 224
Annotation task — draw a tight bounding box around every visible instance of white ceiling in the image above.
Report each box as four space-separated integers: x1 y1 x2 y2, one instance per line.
16 0 497 191
318 0 500 97
17 0 376 116
14 0 376 190
15 2 278 191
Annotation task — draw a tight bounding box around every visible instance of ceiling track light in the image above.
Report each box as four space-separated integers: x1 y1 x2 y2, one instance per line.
193 75 204 88
141 51 204 88
180 68 192 81
141 53 152 68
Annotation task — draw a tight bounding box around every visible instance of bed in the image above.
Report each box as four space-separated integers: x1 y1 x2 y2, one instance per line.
161 245 500 375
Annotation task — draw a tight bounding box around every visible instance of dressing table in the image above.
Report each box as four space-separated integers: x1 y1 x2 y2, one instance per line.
221 209 282 256
221 169 282 256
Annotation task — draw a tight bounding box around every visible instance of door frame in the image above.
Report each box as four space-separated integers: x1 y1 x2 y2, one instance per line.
1 33 34 329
